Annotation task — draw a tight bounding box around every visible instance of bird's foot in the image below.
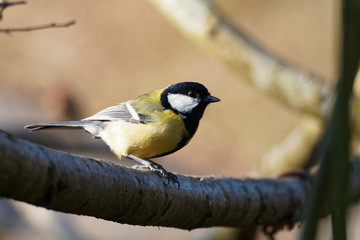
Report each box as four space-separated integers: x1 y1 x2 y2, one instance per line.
148 163 179 187
128 154 179 188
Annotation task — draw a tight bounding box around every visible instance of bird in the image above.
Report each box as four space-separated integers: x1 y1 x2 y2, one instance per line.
25 82 220 184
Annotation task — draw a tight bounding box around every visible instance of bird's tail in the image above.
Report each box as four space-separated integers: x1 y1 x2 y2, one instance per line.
25 120 88 131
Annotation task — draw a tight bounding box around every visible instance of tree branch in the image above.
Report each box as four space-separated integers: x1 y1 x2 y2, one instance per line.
0 1 75 33
259 116 323 177
0 0 26 8
1 129 360 230
0 0 26 20
0 20 76 33
145 1 360 135
146 0 360 178
148 0 334 118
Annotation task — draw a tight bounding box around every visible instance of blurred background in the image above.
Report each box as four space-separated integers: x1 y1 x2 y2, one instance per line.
0 0 352 239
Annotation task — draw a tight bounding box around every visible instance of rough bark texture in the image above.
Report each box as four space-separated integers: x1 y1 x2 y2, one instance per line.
0 130 307 230
1 130 360 230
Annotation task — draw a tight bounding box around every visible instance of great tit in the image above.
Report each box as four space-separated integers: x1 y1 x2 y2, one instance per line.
26 82 220 183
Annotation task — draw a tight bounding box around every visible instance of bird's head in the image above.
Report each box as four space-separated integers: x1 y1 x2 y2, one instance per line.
161 82 220 119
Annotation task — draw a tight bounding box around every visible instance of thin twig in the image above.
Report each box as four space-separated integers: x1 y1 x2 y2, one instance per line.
0 0 27 20
0 20 76 33
0 0 27 8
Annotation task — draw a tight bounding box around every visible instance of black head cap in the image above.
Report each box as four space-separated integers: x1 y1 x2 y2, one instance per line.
164 82 209 98
161 82 220 110
161 82 220 135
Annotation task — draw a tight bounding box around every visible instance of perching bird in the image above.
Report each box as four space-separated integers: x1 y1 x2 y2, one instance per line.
26 82 220 184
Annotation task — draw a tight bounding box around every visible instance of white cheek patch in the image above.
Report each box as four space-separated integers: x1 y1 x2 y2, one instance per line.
167 93 201 114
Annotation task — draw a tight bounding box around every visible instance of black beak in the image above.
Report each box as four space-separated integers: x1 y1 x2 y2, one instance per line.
205 95 221 103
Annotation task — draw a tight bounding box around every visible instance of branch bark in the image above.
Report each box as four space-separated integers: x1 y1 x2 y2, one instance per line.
1 130 360 230
0 20 76 33
0 129 303 229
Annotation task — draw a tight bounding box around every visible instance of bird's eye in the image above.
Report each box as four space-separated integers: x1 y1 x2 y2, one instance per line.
187 91 200 98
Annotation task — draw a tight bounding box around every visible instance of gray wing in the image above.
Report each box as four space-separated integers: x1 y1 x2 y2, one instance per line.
83 102 152 123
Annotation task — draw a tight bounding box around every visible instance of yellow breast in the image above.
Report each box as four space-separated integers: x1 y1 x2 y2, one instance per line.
101 109 187 159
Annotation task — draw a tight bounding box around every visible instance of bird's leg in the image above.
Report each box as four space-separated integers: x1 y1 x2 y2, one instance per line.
127 154 179 187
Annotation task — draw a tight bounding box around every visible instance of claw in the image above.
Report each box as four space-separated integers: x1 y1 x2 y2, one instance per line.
127 154 180 188
143 162 180 187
